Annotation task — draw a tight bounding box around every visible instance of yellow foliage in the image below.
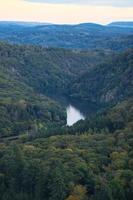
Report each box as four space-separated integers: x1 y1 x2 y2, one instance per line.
66 185 88 200
66 195 80 200
23 144 37 153
66 148 73 152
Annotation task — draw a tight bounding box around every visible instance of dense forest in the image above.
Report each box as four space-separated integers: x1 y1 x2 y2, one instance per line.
0 42 69 137
0 22 133 51
0 42 111 95
0 27 133 200
69 49 133 105
0 42 115 138
0 98 133 200
0 42 132 107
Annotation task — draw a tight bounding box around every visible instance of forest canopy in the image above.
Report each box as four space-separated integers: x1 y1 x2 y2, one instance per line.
0 40 132 200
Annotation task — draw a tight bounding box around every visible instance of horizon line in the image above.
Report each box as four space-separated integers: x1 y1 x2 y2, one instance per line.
0 19 133 26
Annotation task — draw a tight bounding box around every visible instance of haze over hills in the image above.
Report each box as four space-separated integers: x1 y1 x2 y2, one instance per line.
0 21 133 27
0 21 53 27
0 21 133 51
108 21 133 28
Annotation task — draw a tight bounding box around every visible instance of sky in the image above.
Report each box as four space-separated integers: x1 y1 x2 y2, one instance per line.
0 0 133 24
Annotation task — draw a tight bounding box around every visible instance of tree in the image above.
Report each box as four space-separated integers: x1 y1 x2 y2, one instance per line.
66 185 88 200
94 179 113 200
48 161 68 200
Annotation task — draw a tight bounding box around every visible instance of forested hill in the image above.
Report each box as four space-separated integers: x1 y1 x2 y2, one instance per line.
0 41 112 137
108 22 133 28
67 98 133 135
0 42 111 95
0 39 133 199
0 22 133 50
1 42 132 106
0 98 133 200
0 41 132 139
68 49 133 105
0 43 68 137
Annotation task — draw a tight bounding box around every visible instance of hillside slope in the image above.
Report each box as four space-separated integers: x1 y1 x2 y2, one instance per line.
0 42 132 137
69 49 133 105
109 21 133 28
0 44 67 137
0 42 110 95
0 23 133 50
0 98 133 200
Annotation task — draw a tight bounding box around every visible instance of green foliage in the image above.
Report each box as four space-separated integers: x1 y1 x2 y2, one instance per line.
0 42 116 138
0 41 132 200
66 185 88 200
0 42 109 95
67 99 133 135
69 49 133 105
0 123 133 200
0 23 133 51
0 42 67 137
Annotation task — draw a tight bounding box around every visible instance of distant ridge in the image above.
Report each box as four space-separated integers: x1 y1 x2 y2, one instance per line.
0 21 132 51
108 21 133 28
76 23 103 27
0 21 104 27
0 21 53 27
1 21 133 28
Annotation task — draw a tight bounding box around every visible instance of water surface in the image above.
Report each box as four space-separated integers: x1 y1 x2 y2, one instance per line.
46 93 98 126
67 104 85 126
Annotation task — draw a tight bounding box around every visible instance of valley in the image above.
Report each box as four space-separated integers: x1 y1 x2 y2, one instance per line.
0 21 133 200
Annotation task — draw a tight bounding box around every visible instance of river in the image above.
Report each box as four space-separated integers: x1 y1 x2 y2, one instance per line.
46 93 98 126
66 104 85 126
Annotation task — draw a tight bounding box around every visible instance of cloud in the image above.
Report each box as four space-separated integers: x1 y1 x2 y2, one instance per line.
25 0 133 7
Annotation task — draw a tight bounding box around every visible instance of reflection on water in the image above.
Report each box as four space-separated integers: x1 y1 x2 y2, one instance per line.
67 104 85 126
46 93 99 126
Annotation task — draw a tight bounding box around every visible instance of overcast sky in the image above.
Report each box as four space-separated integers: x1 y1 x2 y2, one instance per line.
0 0 133 24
